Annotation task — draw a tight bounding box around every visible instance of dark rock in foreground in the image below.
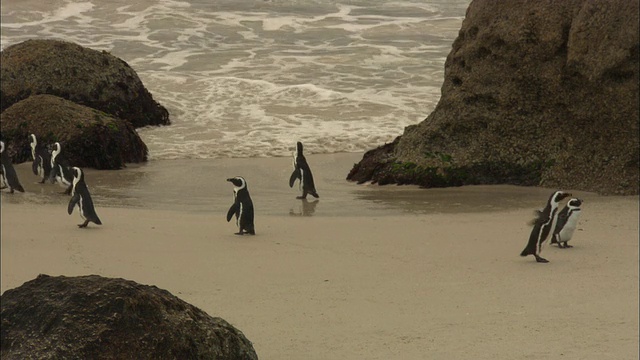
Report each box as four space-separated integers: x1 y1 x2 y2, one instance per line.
0 274 258 360
1 95 147 169
348 0 639 195
0 39 170 128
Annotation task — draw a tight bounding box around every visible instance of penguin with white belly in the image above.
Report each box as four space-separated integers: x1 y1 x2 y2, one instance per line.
226 176 255 235
289 141 319 199
520 190 571 263
551 198 583 248
49 142 74 195
68 167 102 228
29 134 52 184
0 140 25 193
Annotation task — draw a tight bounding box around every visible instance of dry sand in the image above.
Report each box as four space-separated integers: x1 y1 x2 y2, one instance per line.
1 153 638 359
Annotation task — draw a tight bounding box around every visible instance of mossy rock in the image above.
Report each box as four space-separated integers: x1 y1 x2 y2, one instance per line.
1 94 147 169
0 274 258 360
348 0 639 195
0 39 170 128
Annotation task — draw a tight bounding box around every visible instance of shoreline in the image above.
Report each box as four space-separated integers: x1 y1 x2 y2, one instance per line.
2 152 635 216
1 154 638 359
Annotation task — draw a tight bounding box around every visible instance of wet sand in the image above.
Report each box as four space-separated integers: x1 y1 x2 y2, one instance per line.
1 153 638 359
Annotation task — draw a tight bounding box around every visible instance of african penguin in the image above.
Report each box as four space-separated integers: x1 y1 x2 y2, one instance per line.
551 198 583 248
226 176 255 235
49 142 74 195
29 134 52 184
0 140 25 193
68 167 102 228
520 190 571 263
289 141 319 199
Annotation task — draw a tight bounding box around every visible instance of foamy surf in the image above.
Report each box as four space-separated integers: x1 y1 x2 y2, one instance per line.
1 0 470 159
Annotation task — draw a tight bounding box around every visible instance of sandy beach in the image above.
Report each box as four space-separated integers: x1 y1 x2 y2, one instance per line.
1 153 638 360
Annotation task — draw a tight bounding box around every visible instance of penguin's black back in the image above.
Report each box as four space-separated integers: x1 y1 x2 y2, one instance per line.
74 181 102 224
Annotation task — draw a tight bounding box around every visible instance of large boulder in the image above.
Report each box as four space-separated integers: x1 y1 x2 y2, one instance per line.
1 94 147 169
347 0 639 195
0 274 258 360
0 39 170 128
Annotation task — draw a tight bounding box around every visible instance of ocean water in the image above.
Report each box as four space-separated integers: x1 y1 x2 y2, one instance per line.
1 0 470 160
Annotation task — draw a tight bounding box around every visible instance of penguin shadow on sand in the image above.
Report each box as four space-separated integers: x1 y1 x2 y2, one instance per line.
289 198 320 217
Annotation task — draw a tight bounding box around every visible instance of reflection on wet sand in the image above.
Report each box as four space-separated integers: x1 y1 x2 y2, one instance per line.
1 154 605 217
289 199 319 217
351 185 565 214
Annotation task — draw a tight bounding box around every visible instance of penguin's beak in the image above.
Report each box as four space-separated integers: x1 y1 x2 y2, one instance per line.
226 178 232 182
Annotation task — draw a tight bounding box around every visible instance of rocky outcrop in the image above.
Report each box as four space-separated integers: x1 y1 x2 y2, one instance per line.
347 0 639 195
0 39 169 128
1 95 147 169
0 274 258 360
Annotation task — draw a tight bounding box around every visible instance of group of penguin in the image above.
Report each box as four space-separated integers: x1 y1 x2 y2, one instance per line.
1 137 319 235
520 190 583 263
4 135 582 259
1 134 102 228
226 141 319 235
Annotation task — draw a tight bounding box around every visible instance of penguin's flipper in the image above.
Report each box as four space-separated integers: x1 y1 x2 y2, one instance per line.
32 157 40 175
554 209 569 234
49 165 58 184
289 168 300 188
226 203 239 222
68 193 80 215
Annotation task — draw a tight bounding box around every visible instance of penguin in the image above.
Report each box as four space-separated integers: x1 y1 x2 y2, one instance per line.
226 176 255 235
0 140 25 193
48 142 74 195
550 198 583 248
289 141 319 199
68 167 102 228
520 190 572 263
29 134 52 184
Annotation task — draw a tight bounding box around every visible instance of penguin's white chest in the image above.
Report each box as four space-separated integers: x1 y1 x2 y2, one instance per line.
78 195 86 220
559 211 581 242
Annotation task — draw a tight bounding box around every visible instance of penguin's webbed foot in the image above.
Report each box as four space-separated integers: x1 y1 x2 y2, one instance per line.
296 195 307 199
234 232 244 236
534 255 549 263
564 243 573 248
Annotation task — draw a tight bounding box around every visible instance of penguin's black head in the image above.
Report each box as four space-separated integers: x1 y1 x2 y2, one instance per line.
296 141 304 155
72 167 84 182
227 176 246 188
551 190 572 204
568 198 582 208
